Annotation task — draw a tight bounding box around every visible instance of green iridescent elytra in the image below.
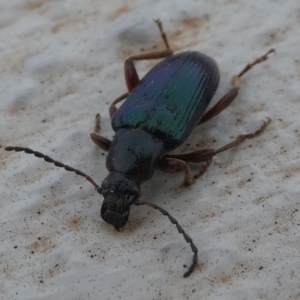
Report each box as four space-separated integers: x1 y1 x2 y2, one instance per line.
112 51 220 150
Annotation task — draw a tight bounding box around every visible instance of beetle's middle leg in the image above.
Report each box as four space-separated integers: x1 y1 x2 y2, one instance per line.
161 118 271 185
198 49 275 125
90 113 112 151
159 157 198 186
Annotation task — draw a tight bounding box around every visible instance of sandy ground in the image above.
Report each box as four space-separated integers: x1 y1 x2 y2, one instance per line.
1 0 300 299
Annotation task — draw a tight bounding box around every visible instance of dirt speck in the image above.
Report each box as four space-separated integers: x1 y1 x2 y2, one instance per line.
68 217 83 231
284 166 300 179
51 22 67 34
26 0 53 11
254 194 273 205
219 275 232 284
238 179 247 188
181 16 210 29
59 88 77 98
195 263 205 273
29 237 55 253
107 4 132 22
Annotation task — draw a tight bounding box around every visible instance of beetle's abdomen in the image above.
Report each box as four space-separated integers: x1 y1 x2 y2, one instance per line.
112 51 220 150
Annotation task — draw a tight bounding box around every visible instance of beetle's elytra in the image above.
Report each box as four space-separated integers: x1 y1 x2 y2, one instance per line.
5 20 273 277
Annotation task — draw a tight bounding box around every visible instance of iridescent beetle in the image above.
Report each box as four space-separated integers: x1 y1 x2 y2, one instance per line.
6 20 273 277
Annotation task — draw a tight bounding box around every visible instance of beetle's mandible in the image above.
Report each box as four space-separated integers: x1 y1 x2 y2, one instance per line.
5 20 274 277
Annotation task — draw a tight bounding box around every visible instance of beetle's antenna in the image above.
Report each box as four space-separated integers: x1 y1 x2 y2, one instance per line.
135 200 198 277
5 146 102 193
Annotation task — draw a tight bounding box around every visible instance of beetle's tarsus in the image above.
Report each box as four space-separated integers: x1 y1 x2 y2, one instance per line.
94 113 101 133
232 49 275 88
154 19 171 51
215 118 272 154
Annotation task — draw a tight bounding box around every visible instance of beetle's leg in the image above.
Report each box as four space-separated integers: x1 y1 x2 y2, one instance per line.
109 92 129 119
198 49 275 125
163 118 271 183
94 112 101 133
154 19 171 50
125 49 173 91
90 114 112 152
212 117 271 154
159 157 195 186
193 159 212 181
90 133 111 151
198 88 238 124
161 149 214 184
232 49 275 88
124 20 173 91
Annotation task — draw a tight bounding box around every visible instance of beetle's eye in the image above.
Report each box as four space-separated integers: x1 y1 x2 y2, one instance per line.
124 193 137 203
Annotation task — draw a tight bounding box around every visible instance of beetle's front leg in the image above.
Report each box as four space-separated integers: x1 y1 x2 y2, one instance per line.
90 113 112 151
198 49 275 125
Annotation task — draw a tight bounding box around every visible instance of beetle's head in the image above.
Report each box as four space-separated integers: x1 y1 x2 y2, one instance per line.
98 172 140 230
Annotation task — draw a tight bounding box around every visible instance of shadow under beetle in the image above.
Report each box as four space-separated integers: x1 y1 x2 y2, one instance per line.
5 20 274 277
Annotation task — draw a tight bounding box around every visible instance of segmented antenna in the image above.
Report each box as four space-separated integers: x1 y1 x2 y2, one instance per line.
5 146 101 193
135 200 198 277
5 146 198 277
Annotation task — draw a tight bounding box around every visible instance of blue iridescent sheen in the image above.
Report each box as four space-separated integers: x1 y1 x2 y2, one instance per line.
112 51 220 149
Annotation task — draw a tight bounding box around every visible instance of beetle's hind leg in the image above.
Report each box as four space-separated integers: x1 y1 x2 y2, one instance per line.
124 20 173 92
90 113 112 152
154 19 171 50
161 118 271 185
198 49 275 125
109 20 173 118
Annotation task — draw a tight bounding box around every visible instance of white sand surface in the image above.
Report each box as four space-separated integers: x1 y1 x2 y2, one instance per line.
1 1 300 299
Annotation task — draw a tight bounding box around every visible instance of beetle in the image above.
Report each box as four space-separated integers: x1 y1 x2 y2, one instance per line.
5 20 273 277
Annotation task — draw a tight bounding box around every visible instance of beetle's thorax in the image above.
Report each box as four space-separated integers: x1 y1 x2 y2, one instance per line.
106 128 165 182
